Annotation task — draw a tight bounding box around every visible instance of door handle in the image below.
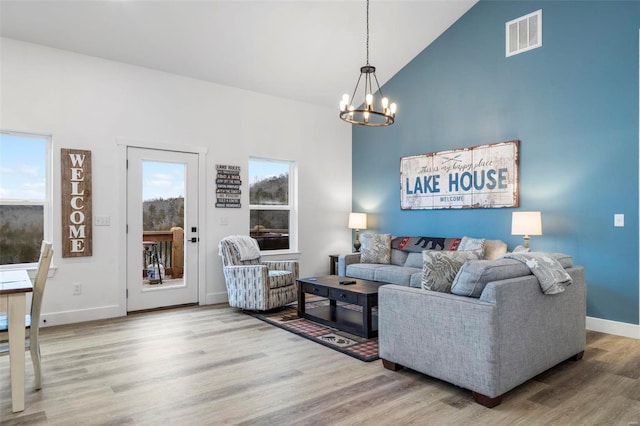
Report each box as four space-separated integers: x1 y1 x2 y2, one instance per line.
190 237 199 243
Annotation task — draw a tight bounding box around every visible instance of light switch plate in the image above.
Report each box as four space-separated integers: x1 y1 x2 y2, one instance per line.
614 214 624 227
95 215 111 226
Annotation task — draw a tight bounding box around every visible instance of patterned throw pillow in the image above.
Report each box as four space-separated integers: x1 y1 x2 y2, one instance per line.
458 236 486 252
360 233 392 264
421 249 483 293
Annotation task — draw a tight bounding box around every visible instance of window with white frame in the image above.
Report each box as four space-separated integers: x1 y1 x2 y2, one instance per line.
248 158 297 252
0 131 51 266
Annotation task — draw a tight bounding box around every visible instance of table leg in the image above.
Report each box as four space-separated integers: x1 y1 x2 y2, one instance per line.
297 283 305 317
8 293 26 412
363 297 372 338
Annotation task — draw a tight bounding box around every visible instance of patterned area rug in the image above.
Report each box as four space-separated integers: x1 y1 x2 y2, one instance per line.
245 300 379 362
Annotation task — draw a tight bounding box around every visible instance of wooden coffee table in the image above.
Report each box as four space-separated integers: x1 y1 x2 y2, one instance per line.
296 275 382 338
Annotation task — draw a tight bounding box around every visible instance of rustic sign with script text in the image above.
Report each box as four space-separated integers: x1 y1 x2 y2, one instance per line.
400 140 519 210
61 148 93 257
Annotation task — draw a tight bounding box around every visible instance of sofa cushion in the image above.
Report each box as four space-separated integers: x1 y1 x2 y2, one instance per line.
374 265 421 286
360 233 392 264
421 249 483 293
346 263 386 281
404 252 423 268
483 239 508 260
451 253 574 298
391 236 461 253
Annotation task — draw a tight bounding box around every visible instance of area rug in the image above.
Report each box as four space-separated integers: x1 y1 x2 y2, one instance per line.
245 300 379 362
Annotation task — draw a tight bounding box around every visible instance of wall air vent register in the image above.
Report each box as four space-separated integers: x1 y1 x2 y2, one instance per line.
506 9 542 57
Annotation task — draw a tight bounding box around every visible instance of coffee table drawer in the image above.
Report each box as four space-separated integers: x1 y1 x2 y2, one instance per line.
302 282 329 297
329 288 358 304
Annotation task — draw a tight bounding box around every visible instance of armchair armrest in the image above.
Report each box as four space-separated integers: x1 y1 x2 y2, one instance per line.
338 253 361 276
262 260 299 279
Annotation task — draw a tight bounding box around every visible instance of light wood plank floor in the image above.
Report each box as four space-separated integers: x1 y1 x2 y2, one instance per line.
1 304 640 425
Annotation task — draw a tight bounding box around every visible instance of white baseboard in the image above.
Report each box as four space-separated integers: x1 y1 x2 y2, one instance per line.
586 316 640 339
39 294 228 327
205 291 229 305
40 304 124 327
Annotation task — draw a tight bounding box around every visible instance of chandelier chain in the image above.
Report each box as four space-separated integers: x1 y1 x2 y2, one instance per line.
365 0 369 65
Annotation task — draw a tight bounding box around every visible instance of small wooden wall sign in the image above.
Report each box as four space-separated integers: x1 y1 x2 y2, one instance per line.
61 148 93 257
215 164 241 208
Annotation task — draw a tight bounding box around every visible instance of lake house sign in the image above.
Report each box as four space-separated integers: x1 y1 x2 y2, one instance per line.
400 140 519 210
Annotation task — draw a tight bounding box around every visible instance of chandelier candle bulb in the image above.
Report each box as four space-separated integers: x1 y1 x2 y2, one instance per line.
366 93 373 105
382 97 389 109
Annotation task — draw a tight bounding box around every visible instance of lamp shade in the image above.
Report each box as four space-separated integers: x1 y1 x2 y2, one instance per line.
511 211 542 236
348 212 367 230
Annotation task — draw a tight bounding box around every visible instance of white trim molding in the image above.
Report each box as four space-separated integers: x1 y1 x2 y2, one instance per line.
586 316 640 340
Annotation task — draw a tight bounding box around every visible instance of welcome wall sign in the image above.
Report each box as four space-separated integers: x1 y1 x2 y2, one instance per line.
400 140 519 210
61 148 92 257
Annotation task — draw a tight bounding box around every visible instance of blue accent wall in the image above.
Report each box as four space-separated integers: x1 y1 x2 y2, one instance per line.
352 1 640 324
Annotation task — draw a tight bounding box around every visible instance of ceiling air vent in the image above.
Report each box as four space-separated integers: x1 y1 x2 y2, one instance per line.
506 9 542 57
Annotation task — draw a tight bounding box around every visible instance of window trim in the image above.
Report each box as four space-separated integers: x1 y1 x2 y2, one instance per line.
0 130 53 270
248 157 298 254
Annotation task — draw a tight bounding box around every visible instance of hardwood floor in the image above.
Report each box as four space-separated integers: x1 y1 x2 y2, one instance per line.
1 304 639 425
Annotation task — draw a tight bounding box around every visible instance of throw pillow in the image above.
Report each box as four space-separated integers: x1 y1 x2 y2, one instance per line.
391 236 462 253
513 245 530 253
483 239 508 260
360 233 392 264
421 249 483 293
458 236 485 252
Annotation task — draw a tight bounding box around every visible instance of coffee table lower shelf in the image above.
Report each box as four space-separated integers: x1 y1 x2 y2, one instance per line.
301 304 378 338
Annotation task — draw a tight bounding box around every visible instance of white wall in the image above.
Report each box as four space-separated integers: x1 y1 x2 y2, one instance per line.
1 38 354 326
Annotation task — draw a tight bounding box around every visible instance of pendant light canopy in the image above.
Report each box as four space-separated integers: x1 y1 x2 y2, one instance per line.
339 0 397 127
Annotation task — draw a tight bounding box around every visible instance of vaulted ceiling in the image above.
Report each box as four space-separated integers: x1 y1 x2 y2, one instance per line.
0 0 477 108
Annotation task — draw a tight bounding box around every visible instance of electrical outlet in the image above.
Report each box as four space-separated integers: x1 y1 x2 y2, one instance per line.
73 283 82 295
614 214 624 227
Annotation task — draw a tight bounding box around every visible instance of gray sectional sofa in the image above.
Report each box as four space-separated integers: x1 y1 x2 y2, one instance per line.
337 235 586 407
338 236 507 286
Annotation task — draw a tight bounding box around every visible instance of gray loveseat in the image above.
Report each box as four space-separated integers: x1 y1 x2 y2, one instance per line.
378 257 586 407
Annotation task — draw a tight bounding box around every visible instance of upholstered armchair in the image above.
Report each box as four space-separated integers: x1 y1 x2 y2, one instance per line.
218 235 298 311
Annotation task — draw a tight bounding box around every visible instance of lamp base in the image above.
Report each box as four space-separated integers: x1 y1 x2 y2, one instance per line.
353 229 361 252
523 235 530 249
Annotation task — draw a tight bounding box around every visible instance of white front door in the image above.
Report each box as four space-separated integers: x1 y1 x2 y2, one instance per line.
126 147 199 311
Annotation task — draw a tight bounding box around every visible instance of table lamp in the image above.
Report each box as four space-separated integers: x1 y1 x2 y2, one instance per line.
511 211 542 249
348 212 367 252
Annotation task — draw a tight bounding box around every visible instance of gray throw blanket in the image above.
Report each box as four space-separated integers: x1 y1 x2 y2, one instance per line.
502 252 572 295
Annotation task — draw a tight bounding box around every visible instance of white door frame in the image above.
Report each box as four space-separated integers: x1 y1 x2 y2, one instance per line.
116 138 208 315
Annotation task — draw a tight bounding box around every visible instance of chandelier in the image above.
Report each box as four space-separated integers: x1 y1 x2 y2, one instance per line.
339 0 397 127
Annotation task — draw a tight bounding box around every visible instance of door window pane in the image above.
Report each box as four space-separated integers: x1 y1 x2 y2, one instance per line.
142 161 185 281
